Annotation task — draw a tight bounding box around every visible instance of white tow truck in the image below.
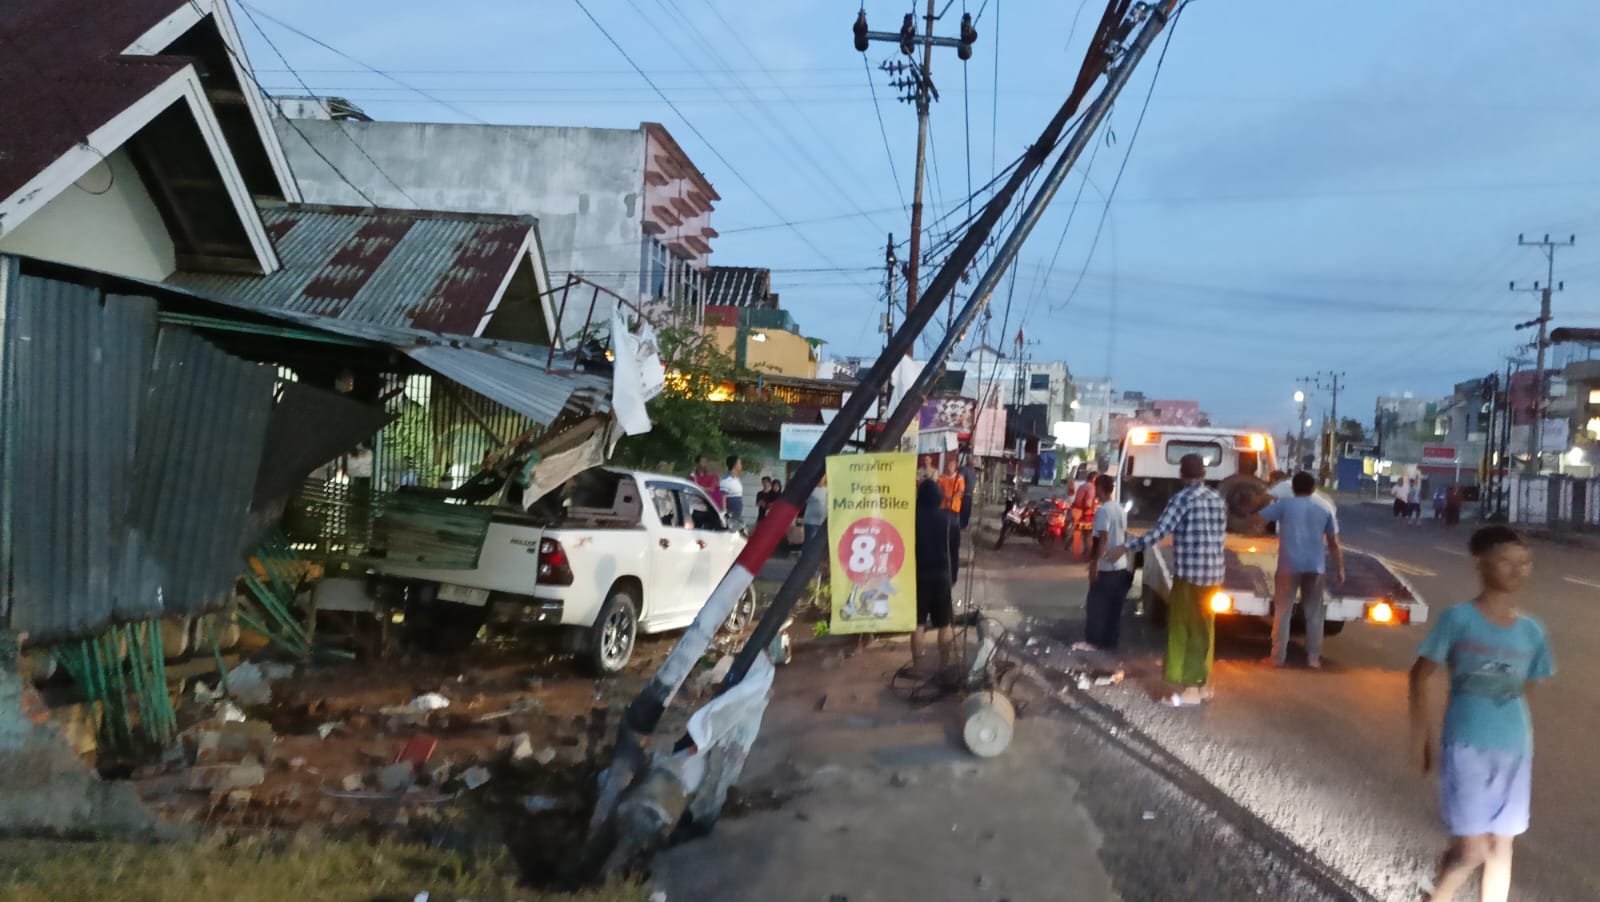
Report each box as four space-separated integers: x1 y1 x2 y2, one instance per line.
366 467 754 674
1117 425 1428 634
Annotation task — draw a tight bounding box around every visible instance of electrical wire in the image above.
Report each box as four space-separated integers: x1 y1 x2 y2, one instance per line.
240 2 489 125
1050 1 1185 312
196 0 383 207
988 0 1000 199
570 0 870 293
864 54 908 210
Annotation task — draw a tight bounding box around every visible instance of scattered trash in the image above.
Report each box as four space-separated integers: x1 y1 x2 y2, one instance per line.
889 771 915 788
408 692 451 712
192 682 217 705
533 746 557 767
649 892 668 902
289 757 307 770
258 662 296 681
378 762 416 793
395 734 438 767
1075 675 1092 691
474 697 540 721
460 765 492 790
426 760 453 787
1142 810 1156 821
413 893 429 902
341 773 366 792
225 662 273 706
509 733 535 763
317 721 343 740
1025 636 1039 648
225 789 253 808
1093 670 1126 686
218 702 247 723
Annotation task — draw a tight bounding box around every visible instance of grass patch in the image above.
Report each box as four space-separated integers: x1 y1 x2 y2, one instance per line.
0 837 647 902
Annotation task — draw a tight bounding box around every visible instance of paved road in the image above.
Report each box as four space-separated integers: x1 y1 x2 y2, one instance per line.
973 502 1600 902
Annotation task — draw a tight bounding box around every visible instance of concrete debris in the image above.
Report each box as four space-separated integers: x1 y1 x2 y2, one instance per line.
889 771 915 788
341 773 366 792
289 757 307 770
474 697 540 721
461 765 492 790
1093 670 1125 686
534 746 558 767
408 692 451 712
187 762 265 793
510 733 535 763
192 682 217 705
225 663 272 706
426 760 453 787
218 702 247 723
317 721 343 740
378 762 416 793
1142 810 1156 821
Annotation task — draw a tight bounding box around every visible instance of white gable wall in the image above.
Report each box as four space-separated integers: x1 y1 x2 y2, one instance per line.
0 148 176 281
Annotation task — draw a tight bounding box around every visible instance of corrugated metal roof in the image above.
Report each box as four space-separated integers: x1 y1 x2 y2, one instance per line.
169 205 538 336
0 261 278 642
1 263 160 640
121 326 276 617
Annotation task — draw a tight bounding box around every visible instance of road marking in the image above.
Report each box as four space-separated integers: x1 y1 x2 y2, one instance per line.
1434 545 1469 557
1564 576 1600 590
1382 558 1438 578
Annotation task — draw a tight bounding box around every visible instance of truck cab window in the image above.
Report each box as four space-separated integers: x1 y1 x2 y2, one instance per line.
679 488 725 531
1164 441 1223 467
650 486 684 529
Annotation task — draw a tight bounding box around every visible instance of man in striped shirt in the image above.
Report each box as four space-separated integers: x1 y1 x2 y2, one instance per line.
1107 453 1228 706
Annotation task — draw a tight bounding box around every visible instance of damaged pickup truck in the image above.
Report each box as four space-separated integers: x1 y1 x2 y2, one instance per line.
364 467 756 674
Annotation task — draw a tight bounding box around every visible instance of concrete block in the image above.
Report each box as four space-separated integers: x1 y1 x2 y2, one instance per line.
186 762 265 793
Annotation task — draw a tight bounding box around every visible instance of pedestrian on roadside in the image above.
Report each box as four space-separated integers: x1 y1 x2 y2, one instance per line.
755 476 774 523
1409 526 1553 902
939 459 965 583
958 458 978 531
1106 453 1228 706
1073 475 1132 652
1393 477 1411 520
1069 471 1100 559
1409 480 1424 525
910 478 955 677
1258 472 1345 669
720 455 745 529
1445 485 1463 527
692 455 723 511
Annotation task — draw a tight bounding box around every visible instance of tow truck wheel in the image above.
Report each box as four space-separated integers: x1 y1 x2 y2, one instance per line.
590 585 639 676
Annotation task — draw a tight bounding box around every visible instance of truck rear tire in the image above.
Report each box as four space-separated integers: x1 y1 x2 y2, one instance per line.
590 586 640 676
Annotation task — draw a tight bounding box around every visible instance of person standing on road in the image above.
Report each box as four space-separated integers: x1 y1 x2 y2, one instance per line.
720 455 745 529
1106 453 1229 706
692 455 723 511
755 476 773 524
1258 471 1345 669
958 458 978 531
1074 475 1132 652
1409 526 1554 902
938 459 965 582
1409 479 1424 525
1069 471 1100 559
910 478 955 677
1392 477 1411 520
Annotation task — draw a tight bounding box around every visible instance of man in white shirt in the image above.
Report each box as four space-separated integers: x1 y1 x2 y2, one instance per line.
1074 475 1133 651
720 455 745 529
1391 477 1409 519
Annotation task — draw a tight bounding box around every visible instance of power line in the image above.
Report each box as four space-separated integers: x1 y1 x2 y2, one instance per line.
863 54 907 208
987 0 1000 198
570 0 870 292
1050 1 1184 311
199 0 386 207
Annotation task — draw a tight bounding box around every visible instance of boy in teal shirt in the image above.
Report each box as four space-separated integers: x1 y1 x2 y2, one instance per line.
1409 526 1554 902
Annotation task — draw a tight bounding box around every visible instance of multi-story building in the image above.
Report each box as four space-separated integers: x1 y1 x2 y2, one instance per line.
274 114 719 336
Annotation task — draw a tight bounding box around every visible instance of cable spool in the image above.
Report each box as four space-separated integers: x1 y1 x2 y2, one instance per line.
961 690 1015 758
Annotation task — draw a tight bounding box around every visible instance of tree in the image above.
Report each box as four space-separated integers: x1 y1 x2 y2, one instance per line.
609 321 788 473
1337 417 1367 445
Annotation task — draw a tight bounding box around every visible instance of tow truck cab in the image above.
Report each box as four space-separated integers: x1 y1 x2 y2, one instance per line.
1116 425 1275 523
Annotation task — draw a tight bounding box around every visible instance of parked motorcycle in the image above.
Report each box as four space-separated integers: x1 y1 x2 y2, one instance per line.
994 493 1042 549
1038 497 1069 551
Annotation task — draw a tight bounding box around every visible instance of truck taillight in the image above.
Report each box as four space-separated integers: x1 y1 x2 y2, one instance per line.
537 538 574 586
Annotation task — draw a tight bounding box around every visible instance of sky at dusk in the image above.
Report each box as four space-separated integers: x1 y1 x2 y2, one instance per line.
236 0 1600 435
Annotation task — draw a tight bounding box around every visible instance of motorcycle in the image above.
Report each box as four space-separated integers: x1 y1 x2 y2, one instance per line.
1038 497 1070 551
994 493 1042 549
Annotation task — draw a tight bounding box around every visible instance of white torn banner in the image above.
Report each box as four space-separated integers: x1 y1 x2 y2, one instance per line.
610 310 655 436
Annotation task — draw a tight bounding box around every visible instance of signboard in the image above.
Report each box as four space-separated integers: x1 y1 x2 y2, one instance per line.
918 397 977 432
1422 445 1457 461
1053 420 1091 449
972 404 1007 457
779 423 827 461
826 452 917 634
1541 419 1569 452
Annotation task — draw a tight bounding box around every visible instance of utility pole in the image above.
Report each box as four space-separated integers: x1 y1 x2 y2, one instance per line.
854 4 978 337
1294 377 1314 470
1510 232 1575 474
882 232 897 347
1315 370 1344 486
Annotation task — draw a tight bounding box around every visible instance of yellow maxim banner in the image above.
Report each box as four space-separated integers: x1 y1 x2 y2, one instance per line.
827 452 917 634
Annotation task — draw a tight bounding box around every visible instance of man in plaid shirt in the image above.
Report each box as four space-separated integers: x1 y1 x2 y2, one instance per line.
1108 453 1228 706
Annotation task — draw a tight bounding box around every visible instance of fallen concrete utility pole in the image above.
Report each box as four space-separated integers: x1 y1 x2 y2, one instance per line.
589 0 1183 850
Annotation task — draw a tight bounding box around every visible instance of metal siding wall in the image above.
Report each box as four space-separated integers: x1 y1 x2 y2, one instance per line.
0 271 158 642
123 327 275 616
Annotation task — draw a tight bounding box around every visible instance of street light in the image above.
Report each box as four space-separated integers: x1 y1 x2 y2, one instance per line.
1305 418 1313 428
1293 390 1305 403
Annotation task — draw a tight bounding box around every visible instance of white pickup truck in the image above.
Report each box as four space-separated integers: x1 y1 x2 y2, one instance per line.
367 467 752 674
1117 425 1428 635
